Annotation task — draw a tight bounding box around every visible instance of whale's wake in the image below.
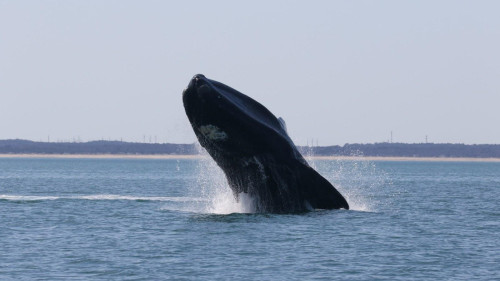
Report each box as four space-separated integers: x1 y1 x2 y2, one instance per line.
0 194 202 202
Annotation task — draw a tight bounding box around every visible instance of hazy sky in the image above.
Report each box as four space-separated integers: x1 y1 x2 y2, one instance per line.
1 1 499 145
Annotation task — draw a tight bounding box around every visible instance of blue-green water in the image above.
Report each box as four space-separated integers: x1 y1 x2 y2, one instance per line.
0 158 498 280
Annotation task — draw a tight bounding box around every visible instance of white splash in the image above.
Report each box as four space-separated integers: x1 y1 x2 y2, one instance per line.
191 145 254 214
208 190 256 214
306 154 390 213
190 143 391 214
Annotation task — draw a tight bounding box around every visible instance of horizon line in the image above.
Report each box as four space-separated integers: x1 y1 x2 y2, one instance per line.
1 138 499 146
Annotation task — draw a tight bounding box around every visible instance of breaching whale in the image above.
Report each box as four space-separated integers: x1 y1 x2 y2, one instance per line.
182 74 349 213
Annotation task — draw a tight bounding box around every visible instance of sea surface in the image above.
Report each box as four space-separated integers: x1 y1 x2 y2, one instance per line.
0 157 498 280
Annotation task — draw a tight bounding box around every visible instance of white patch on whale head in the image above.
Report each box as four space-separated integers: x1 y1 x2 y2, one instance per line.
199 124 228 141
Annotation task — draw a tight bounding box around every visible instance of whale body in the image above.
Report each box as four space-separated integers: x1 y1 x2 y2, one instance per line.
182 74 349 213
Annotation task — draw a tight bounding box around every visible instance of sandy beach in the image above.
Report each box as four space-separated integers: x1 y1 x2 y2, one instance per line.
1 154 500 162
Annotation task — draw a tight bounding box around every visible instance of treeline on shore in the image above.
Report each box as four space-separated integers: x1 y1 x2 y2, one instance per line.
1 139 500 158
0 139 197 155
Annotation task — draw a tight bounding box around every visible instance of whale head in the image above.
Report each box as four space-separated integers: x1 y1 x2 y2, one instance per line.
182 74 294 160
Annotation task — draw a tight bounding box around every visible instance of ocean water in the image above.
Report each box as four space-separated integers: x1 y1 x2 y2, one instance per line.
0 157 498 280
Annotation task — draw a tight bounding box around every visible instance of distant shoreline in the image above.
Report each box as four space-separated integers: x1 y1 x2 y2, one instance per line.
2 140 500 158
1 154 500 162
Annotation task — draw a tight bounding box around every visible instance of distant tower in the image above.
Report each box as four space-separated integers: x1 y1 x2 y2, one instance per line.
426 135 428 144
390 131 393 143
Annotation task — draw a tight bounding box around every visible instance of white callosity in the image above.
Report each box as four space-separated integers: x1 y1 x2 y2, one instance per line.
199 125 228 141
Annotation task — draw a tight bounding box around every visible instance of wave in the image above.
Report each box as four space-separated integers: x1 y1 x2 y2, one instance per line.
0 194 204 202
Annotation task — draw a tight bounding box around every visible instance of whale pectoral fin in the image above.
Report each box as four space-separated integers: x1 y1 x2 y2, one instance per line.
278 117 288 133
298 164 349 210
